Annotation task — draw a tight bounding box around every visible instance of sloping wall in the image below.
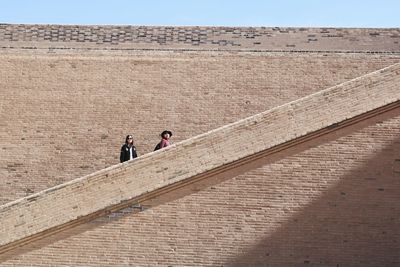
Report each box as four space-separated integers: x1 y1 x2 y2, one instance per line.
2 112 399 266
1 63 399 266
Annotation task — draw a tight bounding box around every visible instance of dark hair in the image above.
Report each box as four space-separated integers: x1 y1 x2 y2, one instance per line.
125 135 133 144
161 130 172 137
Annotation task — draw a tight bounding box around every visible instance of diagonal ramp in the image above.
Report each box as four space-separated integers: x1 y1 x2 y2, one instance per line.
1 63 400 254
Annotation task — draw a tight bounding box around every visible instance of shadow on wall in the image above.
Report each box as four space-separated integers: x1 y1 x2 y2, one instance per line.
1 110 399 266
228 137 400 266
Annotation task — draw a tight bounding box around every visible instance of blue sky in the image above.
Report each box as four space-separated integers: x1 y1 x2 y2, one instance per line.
1 0 399 28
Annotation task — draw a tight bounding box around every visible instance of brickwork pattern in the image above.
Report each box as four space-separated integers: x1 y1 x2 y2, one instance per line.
1 62 399 257
1 24 400 266
4 113 400 267
1 89 400 266
1 49 400 205
0 24 400 51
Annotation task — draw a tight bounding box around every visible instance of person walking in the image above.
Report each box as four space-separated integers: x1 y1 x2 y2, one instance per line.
154 130 173 151
120 134 138 162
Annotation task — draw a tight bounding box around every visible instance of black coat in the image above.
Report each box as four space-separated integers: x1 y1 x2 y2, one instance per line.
120 144 138 163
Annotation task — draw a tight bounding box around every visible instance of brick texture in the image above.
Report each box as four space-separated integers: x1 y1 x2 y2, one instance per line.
1 62 400 266
1 112 400 266
1 49 400 205
1 24 400 266
0 24 400 52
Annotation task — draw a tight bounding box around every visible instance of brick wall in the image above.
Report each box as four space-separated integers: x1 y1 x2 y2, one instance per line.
1 24 400 51
1 24 400 266
3 114 398 267
1 49 400 205
1 63 399 266
1 115 399 266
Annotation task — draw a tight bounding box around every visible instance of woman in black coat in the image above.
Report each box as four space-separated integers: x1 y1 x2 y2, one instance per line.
120 134 138 162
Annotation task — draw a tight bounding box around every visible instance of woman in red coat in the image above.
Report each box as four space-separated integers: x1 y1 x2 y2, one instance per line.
154 130 173 151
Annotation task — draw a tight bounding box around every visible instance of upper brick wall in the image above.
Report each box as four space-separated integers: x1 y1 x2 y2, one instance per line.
1 62 399 253
1 24 400 52
2 49 399 206
1 25 400 206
